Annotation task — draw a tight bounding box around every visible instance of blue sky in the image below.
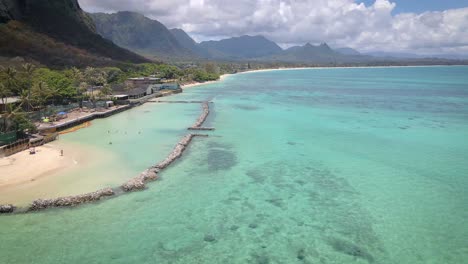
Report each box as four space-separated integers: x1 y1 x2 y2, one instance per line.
358 0 468 13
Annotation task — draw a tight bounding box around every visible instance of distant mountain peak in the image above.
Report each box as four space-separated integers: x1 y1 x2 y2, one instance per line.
199 34 282 59
90 12 195 59
320 43 330 48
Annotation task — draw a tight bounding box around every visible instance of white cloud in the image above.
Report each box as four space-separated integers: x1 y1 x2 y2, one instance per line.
79 0 468 55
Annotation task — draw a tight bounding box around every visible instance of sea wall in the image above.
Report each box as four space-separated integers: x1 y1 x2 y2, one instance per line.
0 204 16 213
28 188 115 211
121 168 159 192
121 133 208 192
188 101 215 130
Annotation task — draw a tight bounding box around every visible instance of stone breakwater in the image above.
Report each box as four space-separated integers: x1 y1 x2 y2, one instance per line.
121 133 208 192
121 168 159 192
0 204 16 213
188 102 215 130
28 188 115 211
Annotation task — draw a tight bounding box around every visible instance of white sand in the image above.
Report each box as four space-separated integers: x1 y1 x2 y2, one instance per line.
181 74 231 89
0 142 89 190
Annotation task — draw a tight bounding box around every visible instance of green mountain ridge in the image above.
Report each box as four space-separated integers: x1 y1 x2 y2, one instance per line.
0 0 149 67
198 35 283 59
90 12 195 60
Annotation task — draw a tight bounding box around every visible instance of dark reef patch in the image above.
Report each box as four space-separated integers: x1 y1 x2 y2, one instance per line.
233 104 261 111
204 141 237 171
203 234 216 242
329 238 374 263
246 169 267 184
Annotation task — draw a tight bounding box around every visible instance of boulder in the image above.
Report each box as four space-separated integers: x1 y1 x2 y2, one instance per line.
29 188 115 211
0 204 16 213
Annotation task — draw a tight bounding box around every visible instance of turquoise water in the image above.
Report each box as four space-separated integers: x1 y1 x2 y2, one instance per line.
1 66 468 263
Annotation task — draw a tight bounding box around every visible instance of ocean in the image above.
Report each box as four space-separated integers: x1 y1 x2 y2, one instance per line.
1 66 467 263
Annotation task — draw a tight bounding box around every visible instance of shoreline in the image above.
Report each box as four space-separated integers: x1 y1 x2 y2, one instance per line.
1 64 464 212
0 100 214 213
181 73 230 89
182 64 462 89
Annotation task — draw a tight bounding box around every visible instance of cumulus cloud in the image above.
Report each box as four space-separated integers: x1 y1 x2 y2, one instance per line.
79 0 468 54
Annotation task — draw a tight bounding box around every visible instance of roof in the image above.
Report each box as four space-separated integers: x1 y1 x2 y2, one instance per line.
128 77 161 81
126 87 147 96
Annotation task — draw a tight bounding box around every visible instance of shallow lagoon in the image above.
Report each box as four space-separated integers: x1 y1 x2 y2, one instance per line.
1 66 468 263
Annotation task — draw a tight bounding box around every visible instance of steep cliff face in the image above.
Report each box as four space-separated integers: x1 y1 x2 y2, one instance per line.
0 0 22 22
0 0 149 67
90 11 195 59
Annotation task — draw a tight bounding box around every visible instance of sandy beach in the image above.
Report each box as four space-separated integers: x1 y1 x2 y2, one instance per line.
182 65 451 89
0 142 89 190
181 73 231 89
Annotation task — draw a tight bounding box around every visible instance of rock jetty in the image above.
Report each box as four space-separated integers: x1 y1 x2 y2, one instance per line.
189 101 212 130
28 188 115 211
121 168 159 192
121 133 208 192
155 134 195 170
0 204 16 214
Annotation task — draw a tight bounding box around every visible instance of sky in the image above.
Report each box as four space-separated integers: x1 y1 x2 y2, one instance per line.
79 0 468 55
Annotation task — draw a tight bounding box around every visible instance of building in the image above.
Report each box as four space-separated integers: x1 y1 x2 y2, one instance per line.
125 77 161 87
0 97 21 112
152 82 181 91
126 87 147 99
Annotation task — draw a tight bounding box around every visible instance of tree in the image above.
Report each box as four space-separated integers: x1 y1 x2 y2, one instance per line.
99 83 112 101
33 68 74 104
20 63 36 112
31 81 52 114
3 67 18 94
69 67 87 108
0 67 19 133
84 67 108 108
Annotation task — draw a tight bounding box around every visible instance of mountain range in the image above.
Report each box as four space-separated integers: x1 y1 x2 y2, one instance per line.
90 12 193 60
89 11 466 65
0 2 465 68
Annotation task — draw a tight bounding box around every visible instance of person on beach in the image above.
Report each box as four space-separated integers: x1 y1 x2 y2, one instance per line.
60 150 64 156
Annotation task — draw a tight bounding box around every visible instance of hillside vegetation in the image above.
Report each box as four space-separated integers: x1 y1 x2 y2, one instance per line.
0 0 149 67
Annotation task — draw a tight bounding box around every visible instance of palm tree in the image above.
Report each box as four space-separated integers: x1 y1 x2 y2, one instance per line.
31 81 52 117
21 63 36 112
0 67 18 133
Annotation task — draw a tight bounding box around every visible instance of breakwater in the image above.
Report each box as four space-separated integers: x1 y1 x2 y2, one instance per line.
121 133 208 192
188 102 215 130
28 188 115 211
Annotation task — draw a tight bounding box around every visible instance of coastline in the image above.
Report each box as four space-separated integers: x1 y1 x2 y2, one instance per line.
1 64 464 210
181 73 230 89
0 99 214 212
182 64 457 89
0 141 103 206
